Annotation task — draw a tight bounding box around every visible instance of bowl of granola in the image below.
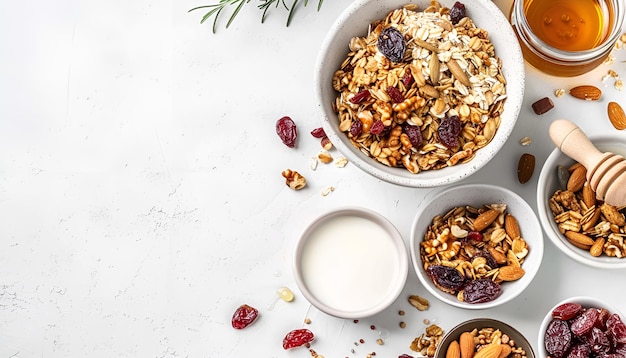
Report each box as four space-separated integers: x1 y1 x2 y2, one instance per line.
536 135 626 269
435 318 535 358
314 0 524 187
410 183 543 309
538 296 626 358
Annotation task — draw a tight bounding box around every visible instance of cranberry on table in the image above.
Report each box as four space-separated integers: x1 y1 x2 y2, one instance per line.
276 116 297 148
282 328 314 349
231 304 259 329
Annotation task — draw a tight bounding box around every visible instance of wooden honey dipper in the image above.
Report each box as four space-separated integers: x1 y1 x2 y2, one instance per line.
549 119 626 207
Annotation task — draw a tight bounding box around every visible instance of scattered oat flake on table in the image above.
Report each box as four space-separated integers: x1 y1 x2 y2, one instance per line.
520 136 532 146
554 88 565 97
321 186 335 196
334 157 348 168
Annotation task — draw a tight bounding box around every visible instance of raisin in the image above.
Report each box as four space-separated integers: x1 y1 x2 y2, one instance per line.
402 69 413 87
552 302 583 320
462 278 501 304
426 265 467 293
571 308 600 336
350 89 371 104
473 250 497 269
438 115 461 148
449 1 466 25
349 120 363 137
545 319 572 358
403 125 422 147
276 116 297 148
607 313 626 344
589 327 611 354
370 120 385 135
282 328 314 349
387 86 405 103
567 343 591 358
231 304 259 329
377 27 406 63
310 127 326 138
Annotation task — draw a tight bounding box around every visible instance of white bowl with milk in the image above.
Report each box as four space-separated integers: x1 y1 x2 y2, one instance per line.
293 207 409 319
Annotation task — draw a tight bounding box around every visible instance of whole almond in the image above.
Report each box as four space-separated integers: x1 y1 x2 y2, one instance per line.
589 237 605 257
420 84 440 98
517 153 535 184
474 344 502 358
582 183 596 208
607 101 626 130
473 209 499 232
447 58 471 87
498 344 512 358
569 85 602 101
504 214 521 239
447 340 461 358
498 265 526 281
565 231 594 249
459 332 475 358
488 246 508 265
567 166 587 192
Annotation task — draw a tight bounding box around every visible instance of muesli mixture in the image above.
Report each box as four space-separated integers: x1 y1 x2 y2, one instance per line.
332 1 507 173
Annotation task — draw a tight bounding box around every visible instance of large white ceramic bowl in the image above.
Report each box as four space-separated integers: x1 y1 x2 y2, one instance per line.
314 0 525 187
293 207 408 319
537 136 626 269
410 184 544 309
538 296 625 358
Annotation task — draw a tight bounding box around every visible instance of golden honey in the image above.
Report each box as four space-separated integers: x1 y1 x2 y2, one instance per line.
511 0 624 76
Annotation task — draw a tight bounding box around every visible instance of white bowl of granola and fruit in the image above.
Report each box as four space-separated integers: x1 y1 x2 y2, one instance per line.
537 135 626 269
314 0 524 187
410 184 544 309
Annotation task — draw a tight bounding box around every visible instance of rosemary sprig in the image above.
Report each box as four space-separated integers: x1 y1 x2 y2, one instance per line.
189 0 324 33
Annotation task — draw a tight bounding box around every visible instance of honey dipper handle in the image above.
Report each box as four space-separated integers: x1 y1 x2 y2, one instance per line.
549 119 603 169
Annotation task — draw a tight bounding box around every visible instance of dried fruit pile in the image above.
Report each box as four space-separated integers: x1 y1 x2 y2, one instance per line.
332 1 506 174
420 204 529 303
544 302 626 357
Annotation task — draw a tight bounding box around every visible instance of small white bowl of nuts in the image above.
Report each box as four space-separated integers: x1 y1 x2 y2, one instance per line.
536 135 626 269
538 296 626 358
435 318 535 358
313 0 525 187
410 183 544 309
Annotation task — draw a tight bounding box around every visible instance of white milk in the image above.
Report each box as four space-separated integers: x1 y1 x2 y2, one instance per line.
300 215 400 313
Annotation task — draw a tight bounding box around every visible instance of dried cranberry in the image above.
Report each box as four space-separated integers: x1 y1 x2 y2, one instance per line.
426 265 467 293
377 27 406 62
607 314 626 344
450 1 466 25
467 231 483 242
370 120 385 135
310 127 326 138
552 302 583 320
567 343 591 358
387 86 405 103
403 125 422 147
438 115 461 148
402 69 413 87
462 278 501 304
350 89 371 104
545 319 572 358
282 328 314 349
231 304 259 329
398 355 415 358
571 308 600 336
349 120 363 137
276 116 297 148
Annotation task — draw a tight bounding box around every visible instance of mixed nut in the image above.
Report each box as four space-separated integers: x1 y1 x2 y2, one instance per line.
420 203 529 303
549 162 626 258
444 327 529 358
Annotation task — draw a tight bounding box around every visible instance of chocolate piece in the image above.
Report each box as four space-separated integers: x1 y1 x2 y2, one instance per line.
531 97 554 115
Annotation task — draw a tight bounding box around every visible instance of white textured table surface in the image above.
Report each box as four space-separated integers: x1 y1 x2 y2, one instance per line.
1 0 626 357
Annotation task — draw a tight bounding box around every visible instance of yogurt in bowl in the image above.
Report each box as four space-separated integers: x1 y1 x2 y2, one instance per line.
293 207 409 319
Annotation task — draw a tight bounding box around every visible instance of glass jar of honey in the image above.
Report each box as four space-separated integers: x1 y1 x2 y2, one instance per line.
511 0 624 77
